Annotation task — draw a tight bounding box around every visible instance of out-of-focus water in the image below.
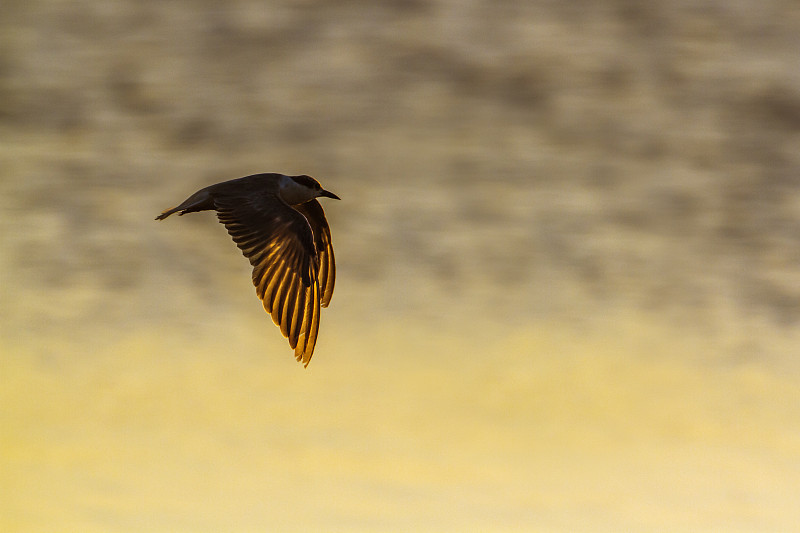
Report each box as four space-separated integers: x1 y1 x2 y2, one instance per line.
2 1 800 531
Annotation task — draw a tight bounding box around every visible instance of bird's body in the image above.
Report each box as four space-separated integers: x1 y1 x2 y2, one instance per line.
156 173 339 366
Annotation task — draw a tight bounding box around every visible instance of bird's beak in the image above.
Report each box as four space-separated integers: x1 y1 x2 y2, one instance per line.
319 189 340 200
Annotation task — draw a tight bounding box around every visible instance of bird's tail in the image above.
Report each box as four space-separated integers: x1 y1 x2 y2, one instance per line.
155 206 181 220
155 188 214 220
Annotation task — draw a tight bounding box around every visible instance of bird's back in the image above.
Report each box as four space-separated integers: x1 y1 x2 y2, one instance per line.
206 173 283 199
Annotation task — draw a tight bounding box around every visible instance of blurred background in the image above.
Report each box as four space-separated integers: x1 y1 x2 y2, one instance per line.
2 1 800 531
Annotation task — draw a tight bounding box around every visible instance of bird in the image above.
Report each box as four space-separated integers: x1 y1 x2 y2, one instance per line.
156 173 339 367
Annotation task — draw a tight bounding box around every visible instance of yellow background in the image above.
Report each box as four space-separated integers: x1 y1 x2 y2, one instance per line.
2 1 799 531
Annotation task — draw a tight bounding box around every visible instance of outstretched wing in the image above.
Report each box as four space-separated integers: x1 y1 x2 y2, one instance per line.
214 193 322 366
294 199 336 308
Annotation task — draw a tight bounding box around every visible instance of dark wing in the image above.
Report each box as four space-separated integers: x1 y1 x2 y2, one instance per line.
294 199 336 308
214 193 322 366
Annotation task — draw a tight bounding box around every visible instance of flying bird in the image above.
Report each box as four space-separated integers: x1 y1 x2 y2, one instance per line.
156 173 339 366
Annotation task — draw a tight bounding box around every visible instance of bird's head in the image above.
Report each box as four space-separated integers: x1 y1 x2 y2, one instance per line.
278 174 340 205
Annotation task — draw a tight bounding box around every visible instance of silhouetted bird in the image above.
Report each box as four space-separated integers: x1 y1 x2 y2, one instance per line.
156 173 339 366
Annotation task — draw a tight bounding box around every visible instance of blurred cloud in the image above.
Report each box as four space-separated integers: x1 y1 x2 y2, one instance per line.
2 1 800 531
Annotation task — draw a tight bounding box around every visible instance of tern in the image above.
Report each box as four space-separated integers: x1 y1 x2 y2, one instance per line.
156 173 339 366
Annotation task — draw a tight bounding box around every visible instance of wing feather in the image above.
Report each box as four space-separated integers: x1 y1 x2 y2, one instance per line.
303 282 321 365
214 192 327 364
289 283 305 348
295 282 316 365
294 200 336 307
281 273 299 340
270 260 293 335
